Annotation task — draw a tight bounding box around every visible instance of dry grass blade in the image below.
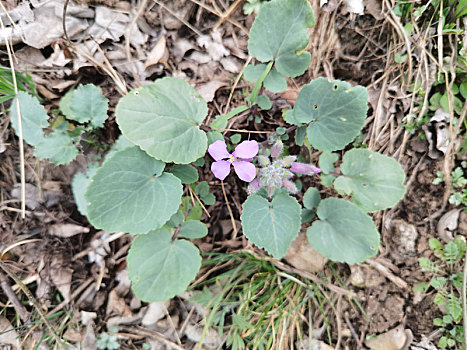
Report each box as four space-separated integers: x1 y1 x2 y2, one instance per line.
0 5 26 219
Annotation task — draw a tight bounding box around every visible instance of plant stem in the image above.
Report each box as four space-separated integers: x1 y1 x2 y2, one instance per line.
462 254 467 346
248 61 274 104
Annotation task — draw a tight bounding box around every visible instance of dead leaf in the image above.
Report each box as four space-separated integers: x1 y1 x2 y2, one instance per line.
106 289 132 316
50 256 73 303
11 183 42 210
220 57 241 73
197 29 229 61
142 301 170 326
185 324 222 348
48 223 90 238
0 316 20 349
285 230 328 273
366 0 384 20
344 0 364 14
196 81 226 102
172 38 196 62
365 325 413 350
144 35 167 69
437 208 462 243
63 326 83 343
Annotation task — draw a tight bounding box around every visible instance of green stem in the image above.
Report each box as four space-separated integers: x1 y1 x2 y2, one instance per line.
248 61 273 104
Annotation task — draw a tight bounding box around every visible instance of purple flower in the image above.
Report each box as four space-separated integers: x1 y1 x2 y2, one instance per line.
208 140 259 182
290 162 322 175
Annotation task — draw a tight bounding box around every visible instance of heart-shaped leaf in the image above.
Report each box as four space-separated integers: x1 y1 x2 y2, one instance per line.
241 192 301 258
333 149 406 212
128 228 201 301
68 84 109 127
86 147 182 234
178 220 208 239
116 77 208 164
34 130 78 165
248 0 315 77
307 198 380 264
291 78 368 151
10 91 49 146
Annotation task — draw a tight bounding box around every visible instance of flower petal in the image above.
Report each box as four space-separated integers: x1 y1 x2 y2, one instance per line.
233 141 259 159
211 160 231 180
208 140 230 161
233 161 257 182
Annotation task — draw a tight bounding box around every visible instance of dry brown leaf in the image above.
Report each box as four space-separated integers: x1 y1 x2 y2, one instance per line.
11 183 42 210
48 223 90 238
437 208 462 243
50 256 73 303
144 35 167 69
0 316 20 349
365 325 413 350
142 300 170 326
196 81 226 102
285 230 328 273
106 289 132 317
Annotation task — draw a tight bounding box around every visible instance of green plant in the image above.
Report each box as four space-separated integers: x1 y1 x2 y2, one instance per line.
97 327 120 349
415 238 466 349
10 83 109 165
10 0 406 303
433 165 467 207
0 66 39 104
191 252 345 349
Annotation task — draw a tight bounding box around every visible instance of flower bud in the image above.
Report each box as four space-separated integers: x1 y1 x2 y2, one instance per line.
281 156 297 167
247 178 261 194
270 141 283 158
282 179 298 193
257 155 270 167
290 162 321 175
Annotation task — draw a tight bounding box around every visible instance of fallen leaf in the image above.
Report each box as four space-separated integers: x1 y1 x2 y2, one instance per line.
48 223 90 238
185 324 222 348
350 265 385 288
11 183 42 210
144 35 167 69
0 316 20 349
142 300 170 326
285 230 328 273
196 81 226 102
344 0 364 14
437 208 462 243
50 256 73 303
197 29 229 61
106 289 132 316
365 325 413 350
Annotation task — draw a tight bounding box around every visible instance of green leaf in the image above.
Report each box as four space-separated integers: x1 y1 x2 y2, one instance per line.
116 77 208 164
10 91 49 146
72 163 99 216
307 198 380 264
59 90 73 120
333 149 406 212
166 210 184 228
248 0 315 77
303 187 320 209
34 130 79 165
256 95 272 110
195 181 216 205
68 84 109 127
168 164 199 184
301 208 315 223
178 220 208 239
291 78 368 151
319 151 339 173
240 192 301 259
295 126 306 146
460 82 467 99
245 64 287 93
321 174 336 188
264 68 287 93
86 147 182 234
127 228 201 301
